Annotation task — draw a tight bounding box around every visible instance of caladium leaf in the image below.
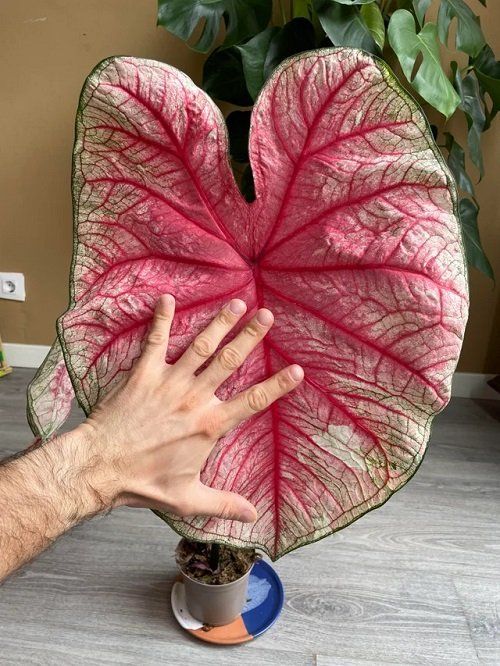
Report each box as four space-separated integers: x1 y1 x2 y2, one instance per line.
27 50 468 559
27 339 74 440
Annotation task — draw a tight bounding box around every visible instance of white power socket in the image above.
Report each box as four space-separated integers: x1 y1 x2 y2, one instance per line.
0 273 26 302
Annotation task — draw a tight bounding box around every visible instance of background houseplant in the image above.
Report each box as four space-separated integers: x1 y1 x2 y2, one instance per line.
158 0 500 280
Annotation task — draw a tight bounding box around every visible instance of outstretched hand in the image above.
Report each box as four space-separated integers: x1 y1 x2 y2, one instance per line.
0 295 303 581
79 295 304 523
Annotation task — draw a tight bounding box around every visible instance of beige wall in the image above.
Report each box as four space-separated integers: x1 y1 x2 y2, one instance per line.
0 0 498 372
445 1 500 372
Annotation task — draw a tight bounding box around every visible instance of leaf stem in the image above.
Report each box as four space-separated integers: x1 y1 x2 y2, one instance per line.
380 0 394 16
209 542 220 571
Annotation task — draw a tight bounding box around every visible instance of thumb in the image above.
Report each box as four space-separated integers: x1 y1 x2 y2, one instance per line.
194 484 257 523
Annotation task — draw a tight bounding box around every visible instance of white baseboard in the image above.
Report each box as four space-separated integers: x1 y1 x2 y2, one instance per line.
3 343 50 369
2 343 499 400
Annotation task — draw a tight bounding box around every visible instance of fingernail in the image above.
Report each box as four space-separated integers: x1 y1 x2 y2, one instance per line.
289 364 304 381
241 508 257 523
228 299 246 315
163 293 175 305
257 309 273 326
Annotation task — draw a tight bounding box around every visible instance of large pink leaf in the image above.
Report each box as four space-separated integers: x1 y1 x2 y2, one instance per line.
27 49 468 559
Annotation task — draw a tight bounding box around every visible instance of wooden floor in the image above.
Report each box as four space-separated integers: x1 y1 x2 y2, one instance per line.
0 369 499 665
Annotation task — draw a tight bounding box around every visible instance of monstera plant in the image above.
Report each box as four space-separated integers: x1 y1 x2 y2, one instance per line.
27 48 468 561
158 0 499 280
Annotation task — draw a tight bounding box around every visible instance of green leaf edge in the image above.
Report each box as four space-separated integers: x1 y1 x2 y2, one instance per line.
25 338 65 439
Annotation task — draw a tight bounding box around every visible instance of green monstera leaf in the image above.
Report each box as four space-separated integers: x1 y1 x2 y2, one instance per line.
360 2 385 51
236 18 316 100
459 198 494 279
388 10 460 119
413 0 432 26
437 0 485 58
318 0 374 4
444 132 475 197
451 63 485 176
157 0 272 53
314 0 378 53
203 46 253 105
473 44 500 125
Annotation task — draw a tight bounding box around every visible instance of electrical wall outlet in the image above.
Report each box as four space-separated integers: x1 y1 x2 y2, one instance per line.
0 273 26 302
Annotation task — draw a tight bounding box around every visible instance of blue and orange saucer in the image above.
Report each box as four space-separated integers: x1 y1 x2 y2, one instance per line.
171 559 284 644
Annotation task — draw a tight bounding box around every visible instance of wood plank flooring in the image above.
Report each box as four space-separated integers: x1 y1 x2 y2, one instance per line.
0 369 499 664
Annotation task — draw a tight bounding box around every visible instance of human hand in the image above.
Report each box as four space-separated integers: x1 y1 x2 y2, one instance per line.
76 295 304 523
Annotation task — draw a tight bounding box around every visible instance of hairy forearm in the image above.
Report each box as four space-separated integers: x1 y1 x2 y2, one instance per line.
0 428 109 582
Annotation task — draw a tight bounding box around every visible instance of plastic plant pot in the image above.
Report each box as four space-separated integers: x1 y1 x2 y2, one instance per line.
179 560 254 626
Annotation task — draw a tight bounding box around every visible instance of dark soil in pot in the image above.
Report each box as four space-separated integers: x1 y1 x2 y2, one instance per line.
175 538 260 585
175 538 262 625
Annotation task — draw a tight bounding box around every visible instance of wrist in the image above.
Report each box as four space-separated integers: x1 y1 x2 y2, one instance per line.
40 425 118 523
